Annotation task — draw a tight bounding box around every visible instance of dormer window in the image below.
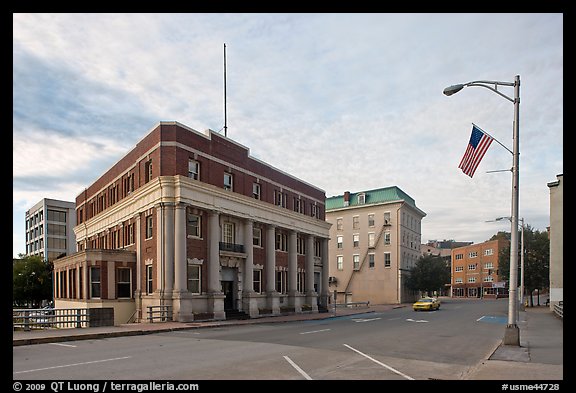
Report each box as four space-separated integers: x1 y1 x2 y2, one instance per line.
358 193 366 205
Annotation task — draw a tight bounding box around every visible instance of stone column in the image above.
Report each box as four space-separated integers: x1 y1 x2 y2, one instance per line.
266 225 280 315
320 238 330 311
173 203 193 322
306 234 318 312
207 210 225 320
288 230 301 311
242 219 259 317
162 203 175 293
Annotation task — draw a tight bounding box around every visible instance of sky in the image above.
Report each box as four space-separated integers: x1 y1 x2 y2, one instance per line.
13 13 563 258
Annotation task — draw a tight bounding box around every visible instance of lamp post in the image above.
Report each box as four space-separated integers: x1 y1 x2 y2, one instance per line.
444 76 521 346
489 216 525 313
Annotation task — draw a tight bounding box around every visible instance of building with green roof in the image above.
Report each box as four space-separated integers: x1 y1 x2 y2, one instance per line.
326 186 426 305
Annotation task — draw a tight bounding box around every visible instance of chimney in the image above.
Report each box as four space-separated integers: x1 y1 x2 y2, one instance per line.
343 191 350 207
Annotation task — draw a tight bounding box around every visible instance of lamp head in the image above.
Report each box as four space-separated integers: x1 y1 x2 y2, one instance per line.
443 84 465 96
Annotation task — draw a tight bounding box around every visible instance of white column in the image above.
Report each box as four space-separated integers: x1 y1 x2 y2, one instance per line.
208 211 221 293
306 235 315 294
163 203 174 293
243 219 254 293
266 225 276 293
174 203 187 292
288 231 298 294
134 215 141 293
321 238 330 309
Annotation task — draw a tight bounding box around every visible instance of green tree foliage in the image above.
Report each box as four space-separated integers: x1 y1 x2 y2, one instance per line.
13 254 53 308
406 254 451 296
496 225 549 306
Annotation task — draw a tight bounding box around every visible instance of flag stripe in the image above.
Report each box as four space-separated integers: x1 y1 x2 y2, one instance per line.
458 125 494 177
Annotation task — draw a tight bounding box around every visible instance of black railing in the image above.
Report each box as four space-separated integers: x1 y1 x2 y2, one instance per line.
219 242 245 253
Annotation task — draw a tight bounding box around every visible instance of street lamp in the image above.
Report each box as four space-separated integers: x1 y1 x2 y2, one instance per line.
444 76 521 346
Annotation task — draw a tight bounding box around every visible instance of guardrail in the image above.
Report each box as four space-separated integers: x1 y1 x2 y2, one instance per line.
13 308 89 330
147 305 172 322
553 301 563 319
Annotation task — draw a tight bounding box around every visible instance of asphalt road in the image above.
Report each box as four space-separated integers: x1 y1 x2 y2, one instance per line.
13 298 510 380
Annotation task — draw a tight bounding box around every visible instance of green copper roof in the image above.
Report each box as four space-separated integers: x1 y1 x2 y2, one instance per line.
326 186 418 211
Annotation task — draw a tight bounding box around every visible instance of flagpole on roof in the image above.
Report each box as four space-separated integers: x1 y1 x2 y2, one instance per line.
472 123 513 155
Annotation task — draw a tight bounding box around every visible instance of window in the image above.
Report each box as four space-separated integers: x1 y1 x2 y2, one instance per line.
455 266 464 272
368 253 375 268
145 160 153 183
484 262 494 270
353 216 360 229
275 232 288 251
368 232 375 248
384 212 391 225
253 183 261 199
146 265 153 294
353 254 360 270
187 264 201 294
337 255 344 271
353 233 360 248
455 278 463 284
297 236 306 255
275 190 286 207
384 232 391 245
484 248 494 256
336 218 343 231
223 222 235 244
337 235 343 249
127 223 134 245
469 251 478 258
187 211 201 238
468 277 476 283
297 272 305 293
468 264 477 270
293 197 300 213
276 270 287 294
47 209 67 222
455 253 464 260
311 204 318 218
188 159 200 180
384 253 391 268
253 227 262 247
314 240 321 257
357 193 366 204
224 173 233 191
117 268 132 298
253 270 262 293
483 276 494 282
90 267 101 298
146 215 153 239
368 214 375 227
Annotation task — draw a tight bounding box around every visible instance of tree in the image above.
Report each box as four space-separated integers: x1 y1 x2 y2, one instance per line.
496 225 549 306
406 254 451 297
13 254 53 308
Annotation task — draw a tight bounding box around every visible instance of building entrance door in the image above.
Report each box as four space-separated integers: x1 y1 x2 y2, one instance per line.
222 281 235 311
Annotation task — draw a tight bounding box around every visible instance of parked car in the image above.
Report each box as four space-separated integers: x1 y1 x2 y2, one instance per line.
412 297 440 311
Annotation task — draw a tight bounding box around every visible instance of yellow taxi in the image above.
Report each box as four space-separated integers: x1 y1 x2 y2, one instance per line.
412 297 440 311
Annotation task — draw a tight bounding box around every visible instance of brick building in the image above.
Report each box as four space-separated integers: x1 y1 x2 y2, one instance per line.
450 238 509 298
53 121 331 324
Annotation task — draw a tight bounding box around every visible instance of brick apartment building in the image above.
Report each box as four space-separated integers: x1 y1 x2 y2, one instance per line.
325 187 426 305
450 238 509 298
53 121 331 324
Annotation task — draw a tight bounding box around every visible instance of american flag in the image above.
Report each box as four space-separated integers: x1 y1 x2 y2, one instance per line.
458 124 494 177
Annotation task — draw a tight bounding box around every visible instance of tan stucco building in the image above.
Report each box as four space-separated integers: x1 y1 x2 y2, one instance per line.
547 173 563 309
325 187 426 305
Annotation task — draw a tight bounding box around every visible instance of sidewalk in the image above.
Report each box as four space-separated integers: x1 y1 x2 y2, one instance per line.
13 304 563 380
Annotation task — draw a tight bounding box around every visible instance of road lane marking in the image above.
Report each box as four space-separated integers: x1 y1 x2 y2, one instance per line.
283 356 313 380
343 344 414 380
13 356 132 374
406 318 429 323
352 317 381 323
49 343 77 347
299 328 331 334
